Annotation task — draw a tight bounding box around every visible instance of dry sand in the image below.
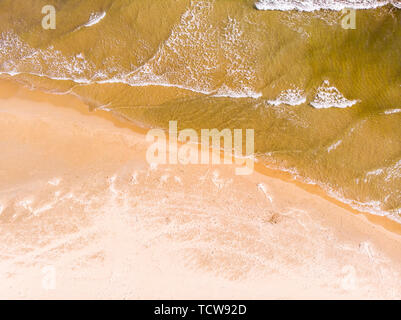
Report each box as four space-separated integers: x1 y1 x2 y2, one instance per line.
0 80 401 299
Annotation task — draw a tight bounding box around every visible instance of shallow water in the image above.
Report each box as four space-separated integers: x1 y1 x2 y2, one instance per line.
0 0 400 220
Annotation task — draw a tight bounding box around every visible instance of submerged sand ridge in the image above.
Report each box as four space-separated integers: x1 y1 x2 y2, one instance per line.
1 83 401 299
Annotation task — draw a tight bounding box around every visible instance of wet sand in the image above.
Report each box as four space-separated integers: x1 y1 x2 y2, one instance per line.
1 80 401 299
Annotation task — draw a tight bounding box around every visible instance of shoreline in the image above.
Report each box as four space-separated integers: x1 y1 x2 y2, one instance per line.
1 78 401 299
2 79 400 237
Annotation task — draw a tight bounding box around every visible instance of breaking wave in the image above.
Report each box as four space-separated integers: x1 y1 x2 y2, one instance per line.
267 88 307 106
255 0 398 11
310 80 359 109
0 1 262 99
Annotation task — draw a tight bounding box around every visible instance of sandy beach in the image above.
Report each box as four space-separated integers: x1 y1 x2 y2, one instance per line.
0 80 400 299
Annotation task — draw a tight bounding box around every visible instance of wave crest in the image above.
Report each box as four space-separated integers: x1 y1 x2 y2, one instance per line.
255 0 395 11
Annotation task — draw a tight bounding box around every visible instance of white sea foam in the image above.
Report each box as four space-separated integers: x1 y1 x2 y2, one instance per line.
73 12 107 33
366 168 385 177
310 80 359 109
263 162 401 224
364 159 400 182
327 139 343 152
384 160 401 182
324 182 401 223
0 26 261 100
123 3 262 99
0 31 95 83
84 12 106 27
384 108 401 115
255 0 395 11
267 88 306 106
213 85 262 99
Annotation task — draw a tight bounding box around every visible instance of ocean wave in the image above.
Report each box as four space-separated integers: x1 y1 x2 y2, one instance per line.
124 3 262 99
267 88 306 106
84 12 106 27
384 108 401 115
264 82 359 109
327 139 343 152
332 193 401 223
263 160 401 223
310 80 359 109
73 12 107 32
0 6 263 100
255 0 396 11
